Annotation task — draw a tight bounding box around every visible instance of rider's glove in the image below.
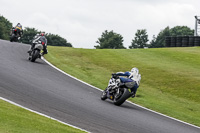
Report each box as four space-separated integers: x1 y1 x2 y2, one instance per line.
112 73 119 79
119 83 124 87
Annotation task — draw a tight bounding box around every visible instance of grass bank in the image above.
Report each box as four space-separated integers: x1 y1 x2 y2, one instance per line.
0 99 86 133
45 46 200 127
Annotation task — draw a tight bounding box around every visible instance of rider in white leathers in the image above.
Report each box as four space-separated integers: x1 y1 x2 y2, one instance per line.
106 67 141 98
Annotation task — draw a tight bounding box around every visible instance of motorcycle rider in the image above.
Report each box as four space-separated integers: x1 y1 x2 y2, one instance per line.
27 32 48 56
105 67 141 98
11 23 23 38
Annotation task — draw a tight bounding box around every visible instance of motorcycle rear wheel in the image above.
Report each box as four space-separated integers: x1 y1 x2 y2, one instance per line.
113 88 131 106
10 35 15 42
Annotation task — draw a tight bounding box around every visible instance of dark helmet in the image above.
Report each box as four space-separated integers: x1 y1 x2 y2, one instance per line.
16 23 22 29
17 23 22 26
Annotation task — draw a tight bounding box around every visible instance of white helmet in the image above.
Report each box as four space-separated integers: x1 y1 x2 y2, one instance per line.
131 67 139 76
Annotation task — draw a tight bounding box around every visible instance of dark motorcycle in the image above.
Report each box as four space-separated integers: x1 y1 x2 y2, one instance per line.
28 40 46 62
10 28 21 42
101 75 135 106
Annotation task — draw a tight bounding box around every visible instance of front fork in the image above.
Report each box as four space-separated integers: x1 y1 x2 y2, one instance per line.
106 87 121 100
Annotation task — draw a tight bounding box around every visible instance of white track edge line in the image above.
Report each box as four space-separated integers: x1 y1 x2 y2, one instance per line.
42 57 200 129
0 97 90 133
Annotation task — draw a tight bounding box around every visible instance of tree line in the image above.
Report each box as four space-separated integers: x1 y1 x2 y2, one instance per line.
96 26 194 49
0 15 12 40
0 15 72 47
1 15 194 49
21 27 72 47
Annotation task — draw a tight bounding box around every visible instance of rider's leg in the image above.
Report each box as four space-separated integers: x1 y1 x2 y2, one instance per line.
42 45 48 55
27 43 35 53
131 83 139 98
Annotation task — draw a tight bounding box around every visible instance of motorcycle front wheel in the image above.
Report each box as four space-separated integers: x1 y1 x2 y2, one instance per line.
101 89 108 101
31 50 40 62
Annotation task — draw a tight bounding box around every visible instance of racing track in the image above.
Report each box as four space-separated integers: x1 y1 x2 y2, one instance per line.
0 39 200 133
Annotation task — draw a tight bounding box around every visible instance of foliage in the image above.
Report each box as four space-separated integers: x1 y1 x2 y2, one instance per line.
95 30 126 49
129 29 149 49
21 27 72 47
149 35 157 48
46 33 72 47
151 26 170 48
0 15 72 47
170 26 194 36
150 26 194 48
0 15 12 40
21 27 38 44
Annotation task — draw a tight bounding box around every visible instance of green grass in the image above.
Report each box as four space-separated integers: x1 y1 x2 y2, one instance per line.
44 46 200 127
0 99 86 133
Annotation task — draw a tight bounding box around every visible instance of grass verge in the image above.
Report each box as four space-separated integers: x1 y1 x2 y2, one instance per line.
45 46 200 127
0 99 86 133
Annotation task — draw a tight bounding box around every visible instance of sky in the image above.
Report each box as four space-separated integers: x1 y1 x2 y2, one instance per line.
0 0 199 48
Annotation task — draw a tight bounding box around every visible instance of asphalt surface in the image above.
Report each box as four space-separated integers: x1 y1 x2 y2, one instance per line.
0 39 199 133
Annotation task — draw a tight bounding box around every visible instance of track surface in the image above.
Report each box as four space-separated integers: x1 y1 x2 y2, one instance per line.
0 39 199 133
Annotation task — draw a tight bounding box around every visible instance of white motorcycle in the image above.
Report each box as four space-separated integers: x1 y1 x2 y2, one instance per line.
28 40 45 62
101 74 135 106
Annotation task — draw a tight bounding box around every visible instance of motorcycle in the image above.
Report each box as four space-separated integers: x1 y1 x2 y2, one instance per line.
28 39 46 62
10 28 21 42
101 74 135 106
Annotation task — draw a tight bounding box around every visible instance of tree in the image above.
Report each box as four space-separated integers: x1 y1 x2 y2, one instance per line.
21 27 38 44
46 33 72 47
95 30 125 49
129 29 149 49
149 26 194 48
149 35 157 48
21 27 72 47
0 15 72 47
0 15 12 40
0 23 7 39
169 26 194 36
150 26 170 48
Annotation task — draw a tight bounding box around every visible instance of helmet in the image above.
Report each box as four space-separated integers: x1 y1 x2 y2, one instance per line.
131 67 139 76
17 23 20 25
40 32 45 36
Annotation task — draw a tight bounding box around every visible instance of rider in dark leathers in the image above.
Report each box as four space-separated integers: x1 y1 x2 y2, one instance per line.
27 32 48 56
11 23 23 38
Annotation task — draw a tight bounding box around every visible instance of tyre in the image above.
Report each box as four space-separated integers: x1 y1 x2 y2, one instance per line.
170 36 176 47
10 35 15 42
165 36 171 47
176 36 182 47
101 90 107 100
31 50 40 62
182 36 189 47
188 36 194 46
10 34 18 42
113 88 131 106
194 36 200 46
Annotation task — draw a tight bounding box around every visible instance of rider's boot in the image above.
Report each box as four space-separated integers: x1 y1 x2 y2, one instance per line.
131 91 136 98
